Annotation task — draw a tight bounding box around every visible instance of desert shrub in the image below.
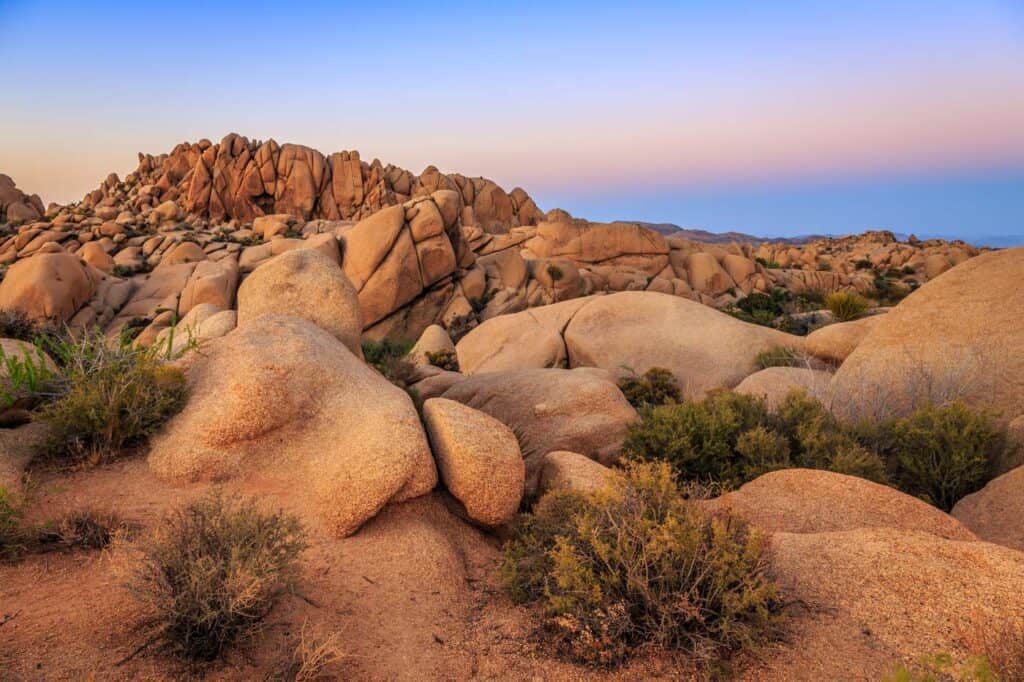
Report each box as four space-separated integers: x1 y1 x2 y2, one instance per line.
0 342 58 408
425 348 459 372
754 346 800 369
36 509 129 552
36 331 188 464
360 338 413 372
854 258 874 270
825 291 869 322
129 491 307 661
755 257 781 269
882 401 1005 511
502 462 777 666
617 367 681 409
817 260 832 271
624 389 887 488
622 390 771 488
275 622 347 681
771 391 887 483
736 290 788 318
111 264 136 278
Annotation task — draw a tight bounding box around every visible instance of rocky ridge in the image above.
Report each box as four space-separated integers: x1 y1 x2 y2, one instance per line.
0 134 985 344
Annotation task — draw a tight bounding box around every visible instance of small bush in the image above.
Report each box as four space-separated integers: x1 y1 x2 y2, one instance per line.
754 346 800 369
755 257 781 269
425 348 459 372
111 264 137 278
825 291 869 322
37 509 129 552
623 390 771 488
0 342 58 408
276 622 347 681
0 309 61 343
624 389 887 489
617 367 681 409
884 401 1005 511
361 338 413 372
129 491 306 661
37 331 188 464
854 258 874 270
501 461 777 666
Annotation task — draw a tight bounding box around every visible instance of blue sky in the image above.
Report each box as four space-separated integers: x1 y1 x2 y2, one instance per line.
1 1 1022 242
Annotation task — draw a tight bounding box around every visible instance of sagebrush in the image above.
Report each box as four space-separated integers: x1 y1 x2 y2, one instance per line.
502 461 778 666
129 491 307 661
622 389 886 489
617 367 681 409
36 331 188 464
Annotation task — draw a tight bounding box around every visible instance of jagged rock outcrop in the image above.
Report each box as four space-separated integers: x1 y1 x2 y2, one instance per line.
0 174 44 224
0 137 988 344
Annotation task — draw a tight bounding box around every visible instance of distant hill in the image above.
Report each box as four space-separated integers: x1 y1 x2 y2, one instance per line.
632 222 827 246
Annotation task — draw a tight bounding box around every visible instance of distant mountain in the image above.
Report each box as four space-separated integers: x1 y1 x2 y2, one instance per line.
631 222 827 246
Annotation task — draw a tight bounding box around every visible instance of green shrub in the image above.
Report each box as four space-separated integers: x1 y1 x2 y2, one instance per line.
617 367 681 409
754 346 800 369
360 338 413 371
425 348 459 372
854 258 874 270
623 390 770 488
0 342 57 408
772 391 887 483
36 332 188 464
624 389 887 489
825 291 869 322
446 311 478 343
883 401 1005 511
129 491 306 661
755 257 782 269
501 462 778 666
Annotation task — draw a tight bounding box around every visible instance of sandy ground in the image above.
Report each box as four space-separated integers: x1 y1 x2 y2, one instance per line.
1 457 706 681
6 453 994 680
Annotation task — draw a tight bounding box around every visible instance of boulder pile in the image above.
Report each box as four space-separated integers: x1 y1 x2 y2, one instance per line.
0 135 984 345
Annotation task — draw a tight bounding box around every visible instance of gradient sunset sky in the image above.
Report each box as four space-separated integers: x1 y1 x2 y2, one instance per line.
2 1 1022 242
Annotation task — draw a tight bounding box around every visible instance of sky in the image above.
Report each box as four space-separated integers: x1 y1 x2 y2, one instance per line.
1 1 1023 244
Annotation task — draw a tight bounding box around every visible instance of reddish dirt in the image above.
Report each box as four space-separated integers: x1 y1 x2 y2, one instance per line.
0 457 696 680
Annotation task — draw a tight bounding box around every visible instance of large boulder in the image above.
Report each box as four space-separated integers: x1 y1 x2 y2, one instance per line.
0 251 96 322
709 469 976 541
952 465 1024 551
804 315 883 364
456 297 592 374
441 367 638 494
830 248 1024 420
734 367 832 409
422 398 524 526
766 528 1024 678
237 248 362 357
563 291 803 398
148 314 436 536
